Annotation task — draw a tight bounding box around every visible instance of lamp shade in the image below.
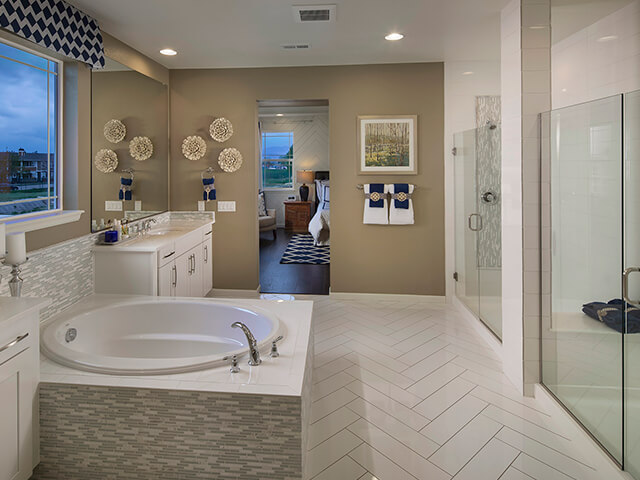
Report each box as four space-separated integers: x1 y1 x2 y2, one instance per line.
296 170 314 184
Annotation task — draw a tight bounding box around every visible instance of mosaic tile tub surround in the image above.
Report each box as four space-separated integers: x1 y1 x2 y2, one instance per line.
33 385 307 480
36 296 313 479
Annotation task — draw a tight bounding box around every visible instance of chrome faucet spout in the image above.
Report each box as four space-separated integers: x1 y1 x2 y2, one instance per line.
231 321 262 366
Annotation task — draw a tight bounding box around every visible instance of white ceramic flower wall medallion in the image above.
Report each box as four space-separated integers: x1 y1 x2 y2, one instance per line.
129 136 154 161
182 135 207 161
95 149 118 173
209 117 233 143
218 147 243 172
103 119 126 144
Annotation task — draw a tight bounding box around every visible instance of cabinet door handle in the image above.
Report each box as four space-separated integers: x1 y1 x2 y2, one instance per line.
192 254 196 274
0 333 29 354
204 245 208 263
172 265 177 287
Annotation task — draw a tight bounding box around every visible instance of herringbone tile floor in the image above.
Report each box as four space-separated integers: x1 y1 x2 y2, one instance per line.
302 296 621 480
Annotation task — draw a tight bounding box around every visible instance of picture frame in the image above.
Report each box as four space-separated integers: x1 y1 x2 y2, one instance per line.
357 115 417 175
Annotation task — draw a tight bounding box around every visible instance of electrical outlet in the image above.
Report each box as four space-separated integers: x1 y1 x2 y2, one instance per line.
134 201 142 211
217 201 236 212
198 201 205 212
105 200 123 211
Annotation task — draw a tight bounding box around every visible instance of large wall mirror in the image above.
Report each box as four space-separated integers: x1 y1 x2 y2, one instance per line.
91 57 169 232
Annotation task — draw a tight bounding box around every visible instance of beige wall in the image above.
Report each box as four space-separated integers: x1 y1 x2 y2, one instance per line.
170 63 445 295
91 70 169 225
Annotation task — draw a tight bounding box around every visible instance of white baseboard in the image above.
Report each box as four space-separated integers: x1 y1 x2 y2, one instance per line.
452 295 503 360
534 384 632 479
209 287 261 299
329 291 446 303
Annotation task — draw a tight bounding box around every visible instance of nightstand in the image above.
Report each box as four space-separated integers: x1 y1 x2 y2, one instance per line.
284 201 312 232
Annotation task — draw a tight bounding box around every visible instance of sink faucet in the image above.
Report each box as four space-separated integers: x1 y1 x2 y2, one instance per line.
231 322 262 366
141 218 157 234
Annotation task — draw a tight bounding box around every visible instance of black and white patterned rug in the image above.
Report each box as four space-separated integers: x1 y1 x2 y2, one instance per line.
280 234 330 265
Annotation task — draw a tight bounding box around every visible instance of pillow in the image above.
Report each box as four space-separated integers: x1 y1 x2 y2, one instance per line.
315 179 330 203
257 191 267 217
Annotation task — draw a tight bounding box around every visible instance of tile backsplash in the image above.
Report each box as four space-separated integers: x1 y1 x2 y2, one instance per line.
0 212 212 322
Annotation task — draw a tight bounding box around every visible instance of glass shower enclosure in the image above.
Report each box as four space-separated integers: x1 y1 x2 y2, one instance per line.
540 90 640 476
454 124 502 339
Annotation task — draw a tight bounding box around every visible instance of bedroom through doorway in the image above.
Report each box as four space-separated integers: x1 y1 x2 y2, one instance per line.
257 99 330 295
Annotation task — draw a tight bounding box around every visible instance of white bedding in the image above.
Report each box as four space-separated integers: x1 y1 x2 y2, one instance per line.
309 207 330 246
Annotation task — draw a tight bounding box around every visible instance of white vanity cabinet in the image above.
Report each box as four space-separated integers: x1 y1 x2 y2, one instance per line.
94 222 214 297
0 298 48 480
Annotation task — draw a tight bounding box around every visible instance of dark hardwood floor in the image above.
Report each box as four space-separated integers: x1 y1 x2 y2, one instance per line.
259 229 330 295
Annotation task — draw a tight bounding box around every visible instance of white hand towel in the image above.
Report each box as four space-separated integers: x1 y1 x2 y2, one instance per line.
388 184 415 225
363 184 389 225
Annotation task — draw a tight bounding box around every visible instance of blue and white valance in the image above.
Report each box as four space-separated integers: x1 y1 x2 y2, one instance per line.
0 0 105 68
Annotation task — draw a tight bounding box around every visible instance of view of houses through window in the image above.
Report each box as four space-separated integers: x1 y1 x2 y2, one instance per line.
0 40 59 218
261 131 293 189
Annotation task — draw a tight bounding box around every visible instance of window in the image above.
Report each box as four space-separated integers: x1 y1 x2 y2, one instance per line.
261 131 293 189
0 40 60 220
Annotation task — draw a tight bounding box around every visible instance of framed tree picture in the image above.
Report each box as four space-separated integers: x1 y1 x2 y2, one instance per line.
357 115 417 175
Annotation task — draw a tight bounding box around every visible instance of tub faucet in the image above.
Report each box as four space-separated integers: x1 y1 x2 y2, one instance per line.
231 322 262 366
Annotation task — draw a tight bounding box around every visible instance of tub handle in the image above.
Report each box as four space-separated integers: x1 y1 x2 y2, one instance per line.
222 354 240 373
270 335 284 358
0 333 28 354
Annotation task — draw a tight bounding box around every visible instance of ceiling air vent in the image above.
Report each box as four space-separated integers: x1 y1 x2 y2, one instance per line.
292 5 336 23
281 43 311 50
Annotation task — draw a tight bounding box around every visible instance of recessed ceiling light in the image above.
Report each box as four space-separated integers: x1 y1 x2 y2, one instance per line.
462 71 474 75
385 33 404 41
597 35 618 42
276 114 284 117
160 48 178 56
529 25 546 30
561 88 567 92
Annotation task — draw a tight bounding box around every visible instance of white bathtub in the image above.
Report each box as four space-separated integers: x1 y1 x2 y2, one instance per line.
41 297 283 375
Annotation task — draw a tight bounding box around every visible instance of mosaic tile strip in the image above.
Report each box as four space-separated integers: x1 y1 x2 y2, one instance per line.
475 95 502 269
34 383 305 480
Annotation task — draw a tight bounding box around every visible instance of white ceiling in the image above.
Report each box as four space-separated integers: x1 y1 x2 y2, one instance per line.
66 0 507 69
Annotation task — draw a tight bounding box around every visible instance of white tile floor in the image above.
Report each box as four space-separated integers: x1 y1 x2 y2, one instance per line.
301 295 624 480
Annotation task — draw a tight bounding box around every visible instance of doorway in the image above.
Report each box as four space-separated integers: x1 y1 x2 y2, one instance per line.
257 99 330 295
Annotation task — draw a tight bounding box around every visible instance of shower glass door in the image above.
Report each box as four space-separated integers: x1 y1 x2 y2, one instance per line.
541 94 623 464
454 129 480 318
625 89 640 478
454 126 502 339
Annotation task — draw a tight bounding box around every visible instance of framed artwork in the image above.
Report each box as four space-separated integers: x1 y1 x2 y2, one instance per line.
357 115 417 175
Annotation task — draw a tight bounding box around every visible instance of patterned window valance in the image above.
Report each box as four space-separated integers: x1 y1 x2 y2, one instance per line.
0 0 105 69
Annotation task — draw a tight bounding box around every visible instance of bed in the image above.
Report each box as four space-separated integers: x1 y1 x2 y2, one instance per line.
308 171 330 246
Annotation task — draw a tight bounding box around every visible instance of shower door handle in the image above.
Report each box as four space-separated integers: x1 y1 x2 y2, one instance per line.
468 213 483 232
623 267 640 306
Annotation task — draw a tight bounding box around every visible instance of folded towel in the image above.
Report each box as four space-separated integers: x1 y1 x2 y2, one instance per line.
582 299 640 333
388 183 414 225
363 183 388 225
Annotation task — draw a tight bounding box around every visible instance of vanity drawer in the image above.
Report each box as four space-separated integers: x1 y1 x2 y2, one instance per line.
157 243 177 268
175 229 203 258
0 323 34 366
201 225 213 243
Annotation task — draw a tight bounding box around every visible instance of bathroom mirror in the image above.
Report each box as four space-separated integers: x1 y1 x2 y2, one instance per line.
91 57 169 232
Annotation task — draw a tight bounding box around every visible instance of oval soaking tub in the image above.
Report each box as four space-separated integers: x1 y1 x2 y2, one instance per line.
41 297 283 375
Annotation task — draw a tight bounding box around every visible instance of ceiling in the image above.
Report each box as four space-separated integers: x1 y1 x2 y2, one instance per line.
66 0 507 69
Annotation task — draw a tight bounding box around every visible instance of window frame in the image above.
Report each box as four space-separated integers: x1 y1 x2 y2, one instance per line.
0 36 64 226
261 130 294 191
